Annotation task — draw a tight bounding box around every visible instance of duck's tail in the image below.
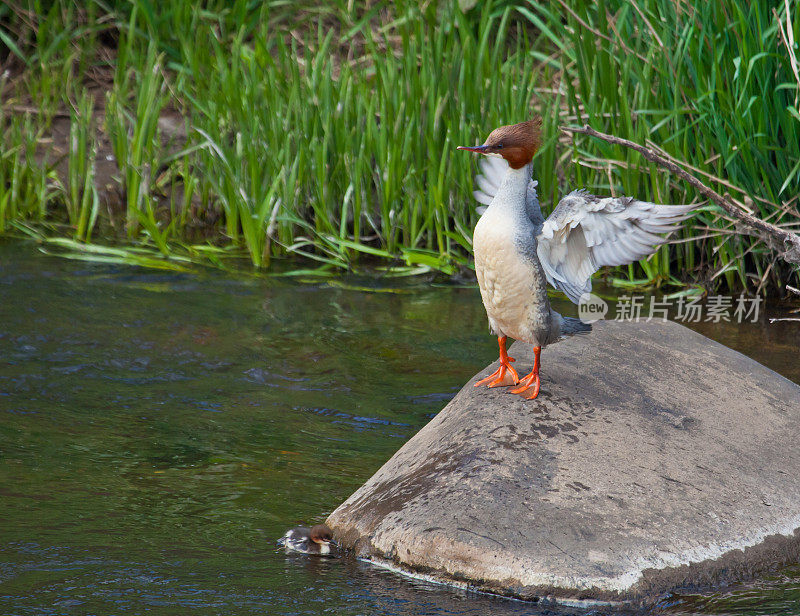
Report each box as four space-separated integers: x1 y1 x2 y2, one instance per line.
560 316 592 338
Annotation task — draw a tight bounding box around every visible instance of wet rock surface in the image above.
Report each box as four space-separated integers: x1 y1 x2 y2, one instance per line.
327 319 800 605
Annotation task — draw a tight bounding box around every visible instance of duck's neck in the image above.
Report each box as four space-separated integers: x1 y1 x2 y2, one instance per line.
489 163 531 215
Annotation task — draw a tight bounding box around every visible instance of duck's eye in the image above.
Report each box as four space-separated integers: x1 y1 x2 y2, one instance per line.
496 143 504 149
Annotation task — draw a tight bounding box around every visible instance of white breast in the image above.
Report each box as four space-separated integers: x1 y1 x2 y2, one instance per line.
473 208 540 343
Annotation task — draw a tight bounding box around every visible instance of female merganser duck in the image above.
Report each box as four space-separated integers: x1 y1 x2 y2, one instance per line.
278 524 336 555
458 118 695 400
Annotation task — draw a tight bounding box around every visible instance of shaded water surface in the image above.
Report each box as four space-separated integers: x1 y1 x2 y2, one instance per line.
1 241 798 615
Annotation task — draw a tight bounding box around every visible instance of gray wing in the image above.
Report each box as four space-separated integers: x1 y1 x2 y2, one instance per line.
536 189 695 304
472 157 542 224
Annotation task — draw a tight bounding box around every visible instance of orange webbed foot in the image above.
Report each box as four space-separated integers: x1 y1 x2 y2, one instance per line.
475 359 519 388
508 371 541 399
475 335 520 388
508 346 542 400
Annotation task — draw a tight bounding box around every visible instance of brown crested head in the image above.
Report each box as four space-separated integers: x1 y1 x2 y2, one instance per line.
309 524 333 544
457 117 542 169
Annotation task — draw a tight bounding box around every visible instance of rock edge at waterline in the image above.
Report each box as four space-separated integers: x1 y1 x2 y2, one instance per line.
326 319 800 604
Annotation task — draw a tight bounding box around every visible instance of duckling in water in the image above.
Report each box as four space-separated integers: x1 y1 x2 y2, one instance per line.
279 524 336 556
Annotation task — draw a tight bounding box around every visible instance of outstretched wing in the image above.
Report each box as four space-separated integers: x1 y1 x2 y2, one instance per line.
536 190 695 304
471 157 542 224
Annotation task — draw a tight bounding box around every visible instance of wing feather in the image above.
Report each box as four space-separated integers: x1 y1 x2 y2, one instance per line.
537 190 695 303
472 190 494 206
470 157 543 223
475 174 498 198
472 157 507 207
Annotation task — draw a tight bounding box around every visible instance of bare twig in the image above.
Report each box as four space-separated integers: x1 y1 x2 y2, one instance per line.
5 104 71 118
644 139 774 211
561 124 800 266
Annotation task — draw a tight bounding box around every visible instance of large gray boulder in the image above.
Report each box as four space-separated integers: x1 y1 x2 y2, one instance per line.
327 319 800 606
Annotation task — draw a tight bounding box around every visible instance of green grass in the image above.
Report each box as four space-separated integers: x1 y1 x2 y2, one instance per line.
1 0 798 293
64 87 99 240
0 109 57 231
527 0 800 293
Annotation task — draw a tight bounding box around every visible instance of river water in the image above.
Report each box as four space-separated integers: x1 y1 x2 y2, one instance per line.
1 240 798 615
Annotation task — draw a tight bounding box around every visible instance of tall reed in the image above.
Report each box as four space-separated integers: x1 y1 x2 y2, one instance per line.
65 88 99 240
523 0 800 292
0 0 797 292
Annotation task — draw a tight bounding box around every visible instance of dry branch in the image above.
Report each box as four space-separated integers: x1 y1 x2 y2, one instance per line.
561 124 800 267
